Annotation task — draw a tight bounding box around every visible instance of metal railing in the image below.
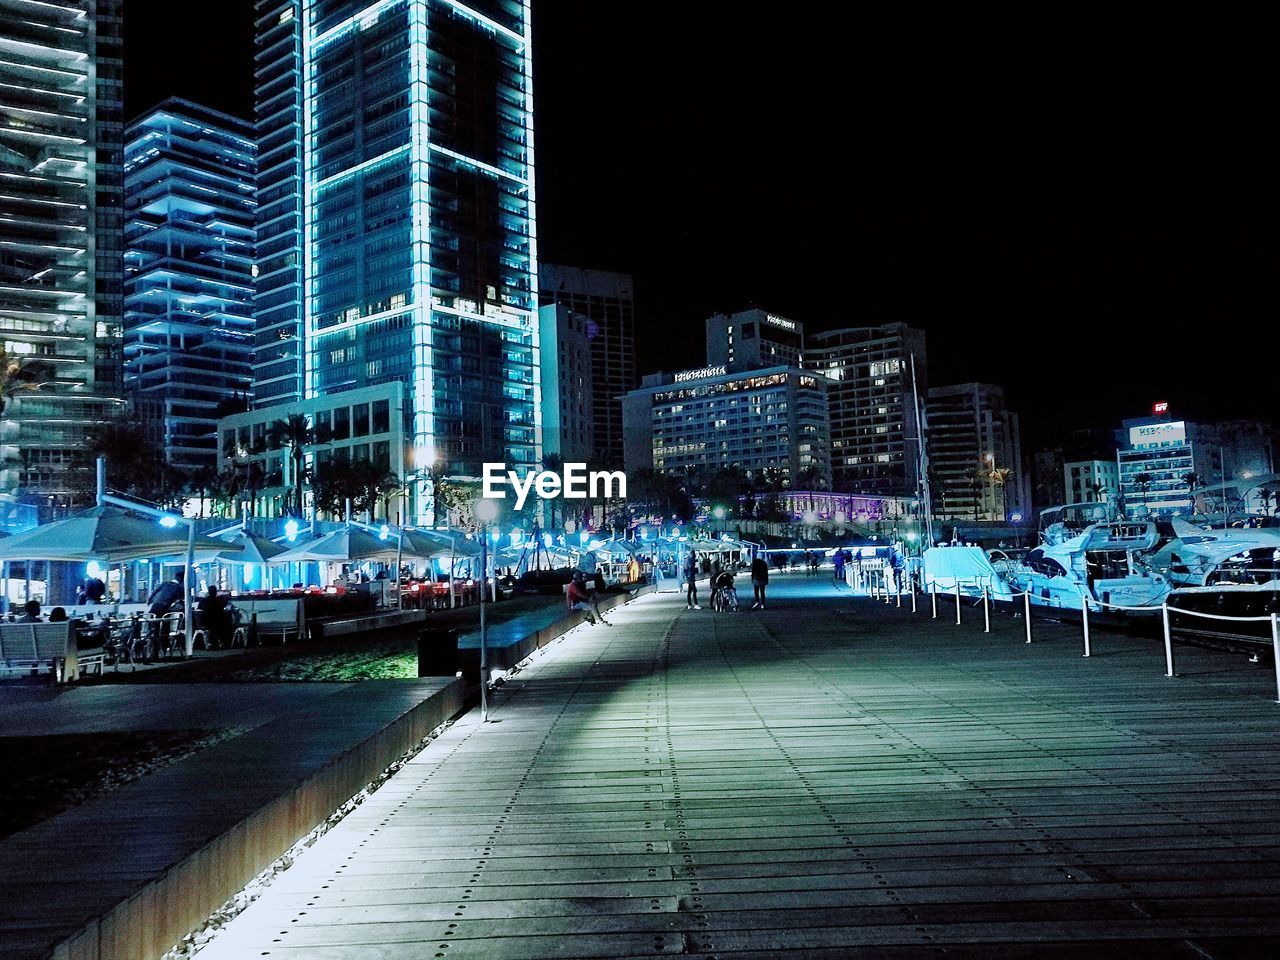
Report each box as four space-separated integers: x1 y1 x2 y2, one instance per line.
873 573 1280 704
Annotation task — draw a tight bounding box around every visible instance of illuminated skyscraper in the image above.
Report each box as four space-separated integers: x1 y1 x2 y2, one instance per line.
254 0 540 522
124 100 256 471
0 0 125 508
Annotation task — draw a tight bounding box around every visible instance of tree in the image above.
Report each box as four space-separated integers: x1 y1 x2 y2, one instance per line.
1089 480 1107 503
1133 472 1154 509
988 467 1011 521
0 348 54 420
1182 472 1201 513
84 418 169 504
268 414 312 519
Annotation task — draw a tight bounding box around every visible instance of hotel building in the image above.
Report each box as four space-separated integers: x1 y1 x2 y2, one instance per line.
622 363 832 487
705 308 803 368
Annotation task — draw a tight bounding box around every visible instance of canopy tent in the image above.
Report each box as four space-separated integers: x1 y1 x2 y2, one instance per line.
0 505 244 563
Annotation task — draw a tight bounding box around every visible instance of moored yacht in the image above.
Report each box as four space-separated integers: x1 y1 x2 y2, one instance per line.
991 504 1170 615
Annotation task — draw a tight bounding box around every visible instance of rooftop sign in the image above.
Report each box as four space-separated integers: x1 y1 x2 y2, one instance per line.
1129 420 1186 449
673 365 726 383
764 314 797 331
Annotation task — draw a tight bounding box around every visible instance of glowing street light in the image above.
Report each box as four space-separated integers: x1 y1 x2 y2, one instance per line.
474 497 500 723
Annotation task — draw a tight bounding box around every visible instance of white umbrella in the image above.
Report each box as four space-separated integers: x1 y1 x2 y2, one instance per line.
0 505 243 563
272 526 403 564
213 530 290 565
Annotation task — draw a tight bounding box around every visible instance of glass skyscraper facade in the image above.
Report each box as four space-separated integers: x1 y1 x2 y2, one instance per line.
123 99 256 471
251 0 540 522
253 0 305 407
0 0 124 508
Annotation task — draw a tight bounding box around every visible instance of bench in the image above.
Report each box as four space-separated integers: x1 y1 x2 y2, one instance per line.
0 622 100 682
232 598 306 644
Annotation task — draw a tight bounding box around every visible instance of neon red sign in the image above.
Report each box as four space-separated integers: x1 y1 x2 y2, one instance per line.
1153 401 1168 414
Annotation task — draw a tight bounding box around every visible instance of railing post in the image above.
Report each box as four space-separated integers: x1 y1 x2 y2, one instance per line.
954 580 961 625
911 580 917 614
1271 614 1280 704
1024 591 1032 644
884 570 891 604
983 586 990 633
1161 603 1175 677
931 580 938 619
896 577 902 608
1081 595 1091 658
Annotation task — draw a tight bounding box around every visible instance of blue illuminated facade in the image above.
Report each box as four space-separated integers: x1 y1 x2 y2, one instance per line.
253 0 305 407
255 0 540 523
0 0 125 506
123 100 256 471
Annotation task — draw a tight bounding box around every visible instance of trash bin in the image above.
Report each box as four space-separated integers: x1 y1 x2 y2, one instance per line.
418 626 459 677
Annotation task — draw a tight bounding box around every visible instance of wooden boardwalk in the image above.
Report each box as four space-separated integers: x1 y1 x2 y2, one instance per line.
200 576 1280 958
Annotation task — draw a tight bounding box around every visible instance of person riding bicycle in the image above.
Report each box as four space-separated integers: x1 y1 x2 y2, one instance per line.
712 569 738 612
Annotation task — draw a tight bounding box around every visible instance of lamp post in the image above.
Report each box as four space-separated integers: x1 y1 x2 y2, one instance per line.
97 457 198 655
475 497 499 722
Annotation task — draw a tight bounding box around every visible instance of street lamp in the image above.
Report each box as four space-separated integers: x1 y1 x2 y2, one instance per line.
475 496 499 722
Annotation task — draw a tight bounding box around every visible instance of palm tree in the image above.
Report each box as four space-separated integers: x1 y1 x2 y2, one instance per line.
268 413 312 519
987 467 1011 520
0 348 55 419
85 419 165 502
1182 471 1201 513
1133 472 1154 509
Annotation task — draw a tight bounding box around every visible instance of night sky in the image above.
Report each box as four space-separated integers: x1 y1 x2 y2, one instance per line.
125 4 1277 448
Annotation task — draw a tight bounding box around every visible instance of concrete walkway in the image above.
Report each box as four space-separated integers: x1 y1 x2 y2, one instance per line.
199 574 1280 958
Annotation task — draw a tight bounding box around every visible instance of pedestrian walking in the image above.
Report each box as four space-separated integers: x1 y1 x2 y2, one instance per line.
684 551 701 609
751 552 769 609
833 549 846 585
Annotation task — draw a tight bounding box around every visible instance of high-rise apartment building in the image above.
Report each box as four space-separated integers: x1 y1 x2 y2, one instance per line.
927 383 1027 522
253 0 305 408
123 99 256 471
538 264 634 468
805 323 927 497
0 0 125 507
254 0 540 523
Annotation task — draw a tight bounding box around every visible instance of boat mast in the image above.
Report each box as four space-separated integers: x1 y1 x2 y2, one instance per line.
910 354 935 547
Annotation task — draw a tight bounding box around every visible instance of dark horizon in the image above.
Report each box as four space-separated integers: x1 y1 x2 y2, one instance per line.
125 4 1277 449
